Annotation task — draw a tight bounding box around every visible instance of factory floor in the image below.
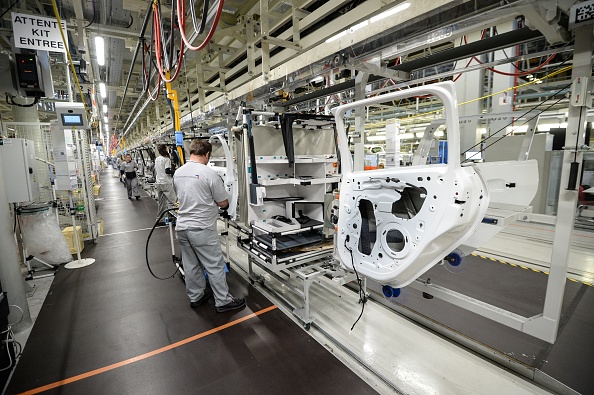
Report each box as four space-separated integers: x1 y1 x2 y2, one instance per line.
5 172 380 395
6 169 592 394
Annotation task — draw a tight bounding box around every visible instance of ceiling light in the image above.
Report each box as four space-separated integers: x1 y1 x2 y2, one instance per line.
349 20 368 33
367 135 386 142
310 76 324 84
105 125 109 132
415 132 424 138
325 30 348 43
399 133 414 139
559 122 568 129
99 82 106 99
537 124 551 132
370 2 411 23
478 128 487 135
435 130 444 137
95 36 105 66
104 116 108 123
102 104 107 113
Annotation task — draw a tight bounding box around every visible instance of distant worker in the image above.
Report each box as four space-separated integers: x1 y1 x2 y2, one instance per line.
121 153 140 200
154 144 177 223
116 156 124 182
173 139 245 312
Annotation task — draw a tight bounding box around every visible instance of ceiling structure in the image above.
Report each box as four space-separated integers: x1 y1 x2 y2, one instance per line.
0 0 582 151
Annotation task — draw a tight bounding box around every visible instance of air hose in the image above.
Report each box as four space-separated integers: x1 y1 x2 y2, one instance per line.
145 208 180 280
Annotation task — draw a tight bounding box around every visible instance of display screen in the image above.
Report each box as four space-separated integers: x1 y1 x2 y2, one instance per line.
61 114 85 126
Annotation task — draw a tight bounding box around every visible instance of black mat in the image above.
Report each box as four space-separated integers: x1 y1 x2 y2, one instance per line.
6 171 376 395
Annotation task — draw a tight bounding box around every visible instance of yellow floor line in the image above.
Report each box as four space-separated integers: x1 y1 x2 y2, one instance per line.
473 254 592 286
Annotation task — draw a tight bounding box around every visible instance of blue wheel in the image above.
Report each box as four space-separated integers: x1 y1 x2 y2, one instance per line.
445 252 463 267
382 286 401 298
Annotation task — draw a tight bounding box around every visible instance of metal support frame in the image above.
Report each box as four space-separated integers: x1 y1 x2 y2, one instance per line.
353 72 369 171
531 25 593 342
246 17 257 77
246 253 355 327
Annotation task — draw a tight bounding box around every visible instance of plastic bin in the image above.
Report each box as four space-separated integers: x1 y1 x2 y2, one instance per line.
62 226 84 254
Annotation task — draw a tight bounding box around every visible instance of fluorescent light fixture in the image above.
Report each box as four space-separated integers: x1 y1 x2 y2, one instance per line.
478 128 487 135
370 2 411 23
99 82 106 99
415 132 424 138
399 133 414 139
95 36 105 66
102 104 107 113
537 124 551 132
105 125 109 132
349 20 368 33
325 30 348 43
310 75 324 84
104 116 108 123
367 135 386 142
435 130 445 137
559 122 568 129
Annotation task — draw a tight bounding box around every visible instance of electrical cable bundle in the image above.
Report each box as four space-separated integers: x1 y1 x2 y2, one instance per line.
176 0 225 52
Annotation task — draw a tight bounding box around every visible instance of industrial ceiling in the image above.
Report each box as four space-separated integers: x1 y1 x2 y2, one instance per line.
0 0 580 150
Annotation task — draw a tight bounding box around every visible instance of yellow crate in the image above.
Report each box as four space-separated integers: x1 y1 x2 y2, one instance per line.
93 184 101 197
62 226 84 255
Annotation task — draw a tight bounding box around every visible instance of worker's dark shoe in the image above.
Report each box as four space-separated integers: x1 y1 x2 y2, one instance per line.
128 196 132 199
216 298 246 313
190 287 212 308
135 196 140 200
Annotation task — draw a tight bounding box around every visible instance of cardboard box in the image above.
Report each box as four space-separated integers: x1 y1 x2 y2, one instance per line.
62 226 84 254
93 184 101 196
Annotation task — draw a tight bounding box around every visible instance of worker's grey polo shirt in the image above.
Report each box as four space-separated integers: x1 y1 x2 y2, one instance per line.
173 160 228 231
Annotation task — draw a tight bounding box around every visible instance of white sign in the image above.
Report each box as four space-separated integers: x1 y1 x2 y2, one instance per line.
12 12 67 53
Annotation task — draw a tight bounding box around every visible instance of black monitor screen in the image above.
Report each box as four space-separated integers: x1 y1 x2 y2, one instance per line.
61 114 84 127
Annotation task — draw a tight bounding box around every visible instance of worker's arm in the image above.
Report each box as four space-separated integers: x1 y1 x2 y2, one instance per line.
216 199 229 210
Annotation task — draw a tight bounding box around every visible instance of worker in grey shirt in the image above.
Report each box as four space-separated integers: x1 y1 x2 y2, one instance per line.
173 139 246 312
154 145 177 222
121 153 141 200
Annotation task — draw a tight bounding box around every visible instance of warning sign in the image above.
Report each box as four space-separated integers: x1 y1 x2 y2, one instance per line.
12 12 67 53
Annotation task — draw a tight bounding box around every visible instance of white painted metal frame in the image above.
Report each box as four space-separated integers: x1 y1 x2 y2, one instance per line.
332 82 489 287
208 134 238 220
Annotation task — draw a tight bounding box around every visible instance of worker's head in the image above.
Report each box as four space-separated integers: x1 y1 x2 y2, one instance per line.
189 139 212 161
157 144 169 157
125 153 132 162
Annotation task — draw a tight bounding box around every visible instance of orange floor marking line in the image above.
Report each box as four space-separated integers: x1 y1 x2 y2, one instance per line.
19 305 278 395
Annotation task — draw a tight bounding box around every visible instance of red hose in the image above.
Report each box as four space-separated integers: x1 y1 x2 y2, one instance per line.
152 3 185 83
177 0 224 52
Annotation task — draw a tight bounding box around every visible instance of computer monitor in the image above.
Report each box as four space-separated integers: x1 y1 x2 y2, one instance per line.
60 113 85 127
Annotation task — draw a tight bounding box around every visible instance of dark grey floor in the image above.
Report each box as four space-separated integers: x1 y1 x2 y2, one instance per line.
379 254 594 394
6 170 377 395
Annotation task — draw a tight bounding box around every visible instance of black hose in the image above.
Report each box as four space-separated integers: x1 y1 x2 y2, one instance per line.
145 207 180 280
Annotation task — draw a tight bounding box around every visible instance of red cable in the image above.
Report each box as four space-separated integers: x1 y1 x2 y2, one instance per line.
461 32 557 77
484 53 556 77
177 0 224 52
152 3 185 84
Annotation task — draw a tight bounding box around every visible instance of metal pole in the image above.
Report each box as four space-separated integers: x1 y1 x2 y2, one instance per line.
65 53 73 103
0 165 32 332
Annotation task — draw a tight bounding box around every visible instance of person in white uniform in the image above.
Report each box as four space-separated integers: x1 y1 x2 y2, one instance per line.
173 139 246 312
154 145 177 222
121 154 140 199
